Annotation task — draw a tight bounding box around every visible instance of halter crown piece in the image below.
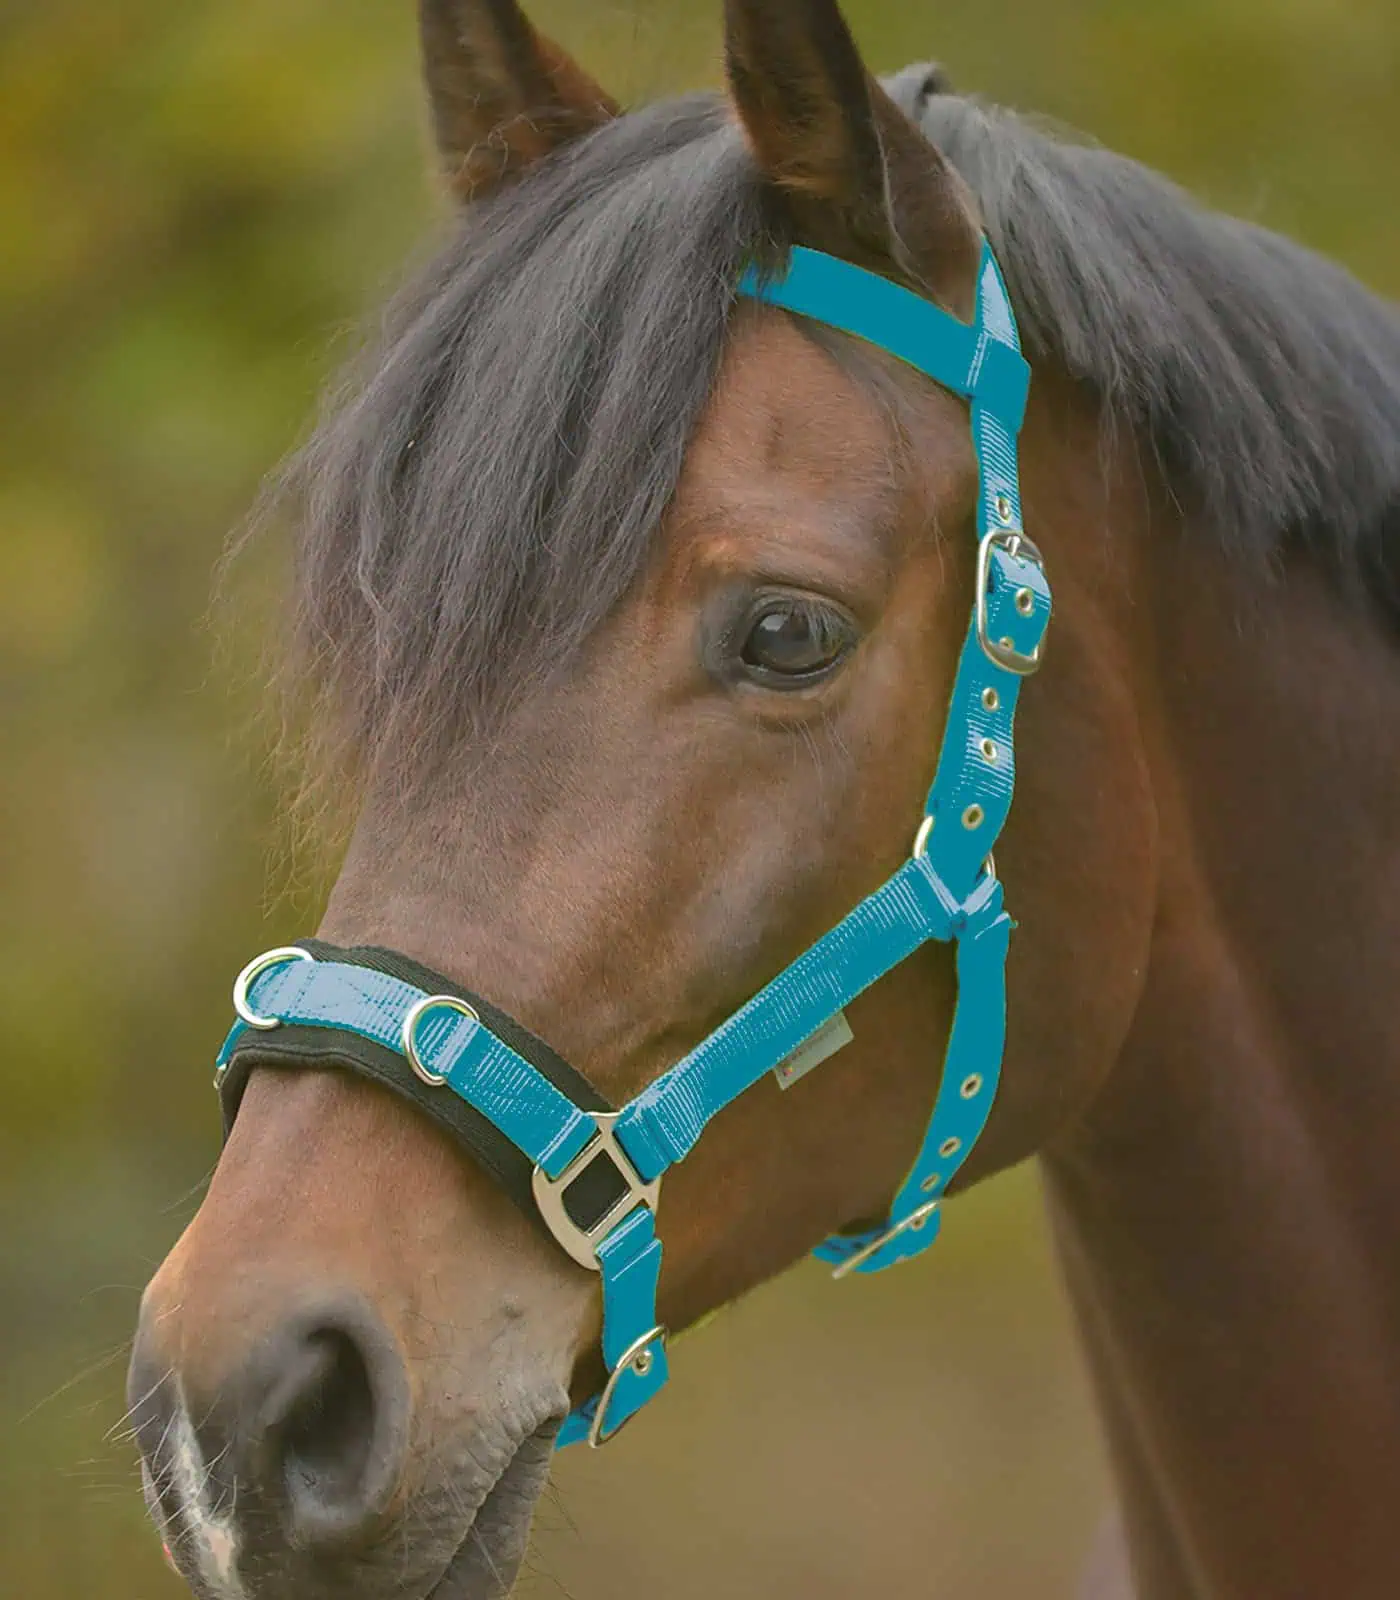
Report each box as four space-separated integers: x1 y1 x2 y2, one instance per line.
214 239 1051 1447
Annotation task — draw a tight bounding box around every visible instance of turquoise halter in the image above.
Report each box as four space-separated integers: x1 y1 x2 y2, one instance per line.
213 238 1051 1448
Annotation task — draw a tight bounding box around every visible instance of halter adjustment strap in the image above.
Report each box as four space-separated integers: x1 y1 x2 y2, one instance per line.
815 897 1012 1275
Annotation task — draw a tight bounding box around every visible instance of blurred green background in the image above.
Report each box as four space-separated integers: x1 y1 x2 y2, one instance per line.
2 1 1396 1595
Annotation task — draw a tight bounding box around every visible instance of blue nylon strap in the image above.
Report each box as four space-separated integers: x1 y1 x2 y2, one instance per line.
614 854 962 1181
555 1204 668 1447
737 243 1030 431
921 533 1048 903
919 251 1049 905
216 960 597 1177
813 899 1012 1273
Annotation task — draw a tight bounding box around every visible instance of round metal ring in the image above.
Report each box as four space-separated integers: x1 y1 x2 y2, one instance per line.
401 994 479 1087
233 946 314 1031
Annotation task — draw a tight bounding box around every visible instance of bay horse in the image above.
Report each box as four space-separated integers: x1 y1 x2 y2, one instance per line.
129 0 1400 1596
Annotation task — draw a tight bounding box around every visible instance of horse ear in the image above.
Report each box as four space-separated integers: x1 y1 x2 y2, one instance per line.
419 0 618 204
723 0 982 316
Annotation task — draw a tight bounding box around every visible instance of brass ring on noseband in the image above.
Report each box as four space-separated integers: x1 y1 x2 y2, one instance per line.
232 946 314 1031
401 994 480 1087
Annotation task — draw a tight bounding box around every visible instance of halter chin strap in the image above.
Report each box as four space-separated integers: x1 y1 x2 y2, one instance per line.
214 239 1050 1449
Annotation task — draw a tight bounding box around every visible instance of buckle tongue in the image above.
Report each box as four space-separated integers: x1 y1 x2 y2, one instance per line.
531 1112 660 1271
829 1199 941 1280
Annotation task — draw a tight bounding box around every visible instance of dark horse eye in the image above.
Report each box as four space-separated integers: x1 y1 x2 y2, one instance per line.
739 596 857 683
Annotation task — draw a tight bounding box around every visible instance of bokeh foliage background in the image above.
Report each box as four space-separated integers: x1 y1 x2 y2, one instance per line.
2 1 1396 1595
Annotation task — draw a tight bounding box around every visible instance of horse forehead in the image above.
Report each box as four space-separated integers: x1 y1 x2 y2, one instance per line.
687 312 897 487
677 311 977 542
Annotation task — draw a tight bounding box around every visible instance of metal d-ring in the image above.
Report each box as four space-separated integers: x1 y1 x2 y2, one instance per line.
913 816 996 888
401 994 479 1087
587 1325 668 1448
232 946 314 1030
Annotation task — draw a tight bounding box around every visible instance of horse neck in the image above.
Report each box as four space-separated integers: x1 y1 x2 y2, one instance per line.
1046 531 1400 1599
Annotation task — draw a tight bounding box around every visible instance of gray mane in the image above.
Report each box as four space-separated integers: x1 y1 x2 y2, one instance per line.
282 80 1400 781
892 68 1400 605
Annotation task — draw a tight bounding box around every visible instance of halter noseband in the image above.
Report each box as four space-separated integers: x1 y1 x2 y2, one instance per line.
213 239 1051 1448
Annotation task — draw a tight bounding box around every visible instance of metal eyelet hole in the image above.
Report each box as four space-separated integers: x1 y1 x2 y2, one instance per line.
632 1349 653 1376
979 737 998 763
1015 586 1035 616
920 1174 940 1193
993 493 1014 525
911 1210 931 1230
981 686 999 712
999 636 1016 651
962 803 985 830
939 1136 962 1159
960 1073 984 1099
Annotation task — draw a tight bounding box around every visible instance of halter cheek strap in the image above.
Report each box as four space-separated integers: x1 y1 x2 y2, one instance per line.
214 239 1050 1448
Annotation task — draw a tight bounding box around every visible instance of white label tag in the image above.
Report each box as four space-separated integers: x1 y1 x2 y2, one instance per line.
772 1010 853 1090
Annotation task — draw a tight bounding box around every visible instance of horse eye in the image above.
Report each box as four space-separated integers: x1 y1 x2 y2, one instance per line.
738 596 857 683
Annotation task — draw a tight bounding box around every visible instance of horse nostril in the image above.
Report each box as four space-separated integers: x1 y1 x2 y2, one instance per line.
250 1297 410 1546
280 1329 374 1508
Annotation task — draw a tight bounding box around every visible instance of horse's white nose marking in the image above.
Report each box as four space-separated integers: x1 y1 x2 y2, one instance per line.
168 1398 246 1600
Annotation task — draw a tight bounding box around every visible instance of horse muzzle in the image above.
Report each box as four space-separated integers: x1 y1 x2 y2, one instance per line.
128 1275 563 1600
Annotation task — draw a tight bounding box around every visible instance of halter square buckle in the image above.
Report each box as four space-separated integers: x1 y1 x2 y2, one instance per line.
531 1112 660 1271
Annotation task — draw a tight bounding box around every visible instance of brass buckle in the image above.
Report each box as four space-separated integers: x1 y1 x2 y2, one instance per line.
975 529 1045 676
531 1113 661 1272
